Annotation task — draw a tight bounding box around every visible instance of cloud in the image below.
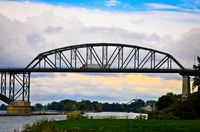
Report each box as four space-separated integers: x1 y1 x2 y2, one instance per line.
0 11 161 67
146 3 179 10
82 26 160 43
0 13 37 66
26 32 45 45
181 0 200 8
131 19 144 24
44 26 63 34
0 11 84 66
146 2 200 13
0 2 199 69
105 0 120 7
171 28 200 68
1 1 200 38
30 73 182 103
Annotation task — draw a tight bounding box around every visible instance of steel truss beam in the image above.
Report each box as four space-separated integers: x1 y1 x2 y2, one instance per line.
0 72 30 104
26 43 185 70
0 43 198 104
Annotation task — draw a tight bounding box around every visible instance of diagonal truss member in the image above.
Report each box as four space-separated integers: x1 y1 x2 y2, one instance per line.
0 72 30 104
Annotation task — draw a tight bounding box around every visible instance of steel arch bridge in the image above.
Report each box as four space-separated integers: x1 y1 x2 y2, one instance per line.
0 43 199 104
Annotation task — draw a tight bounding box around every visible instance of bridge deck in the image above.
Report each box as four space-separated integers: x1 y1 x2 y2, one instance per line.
0 68 198 76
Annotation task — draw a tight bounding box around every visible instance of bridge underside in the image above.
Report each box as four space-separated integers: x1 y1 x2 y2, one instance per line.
0 68 197 75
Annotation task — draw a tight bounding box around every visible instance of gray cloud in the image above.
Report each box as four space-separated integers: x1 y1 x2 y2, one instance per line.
0 11 199 71
82 27 159 42
26 32 45 45
44 26 63 34
0 12 161 67
0 13 35 66
171 28 200 68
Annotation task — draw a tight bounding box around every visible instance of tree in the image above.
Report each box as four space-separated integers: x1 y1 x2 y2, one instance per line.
34 103 43 110
192 56 200 92
72 104 77 111
129 99 145 112
157 92 178 110
0 104 7 110
146 100 157 108
92 101 102 112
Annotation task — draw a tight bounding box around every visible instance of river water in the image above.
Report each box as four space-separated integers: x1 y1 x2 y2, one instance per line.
0 111 66 132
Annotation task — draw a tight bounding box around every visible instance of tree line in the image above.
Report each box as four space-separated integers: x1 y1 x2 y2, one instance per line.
34 99 156 112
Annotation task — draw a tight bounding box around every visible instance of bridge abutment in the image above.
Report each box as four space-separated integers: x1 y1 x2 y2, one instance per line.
7 101 32 115
182 75 191 99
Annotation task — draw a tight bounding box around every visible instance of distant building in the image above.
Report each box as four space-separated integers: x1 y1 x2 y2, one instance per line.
84 112 148 120
143 105 156 112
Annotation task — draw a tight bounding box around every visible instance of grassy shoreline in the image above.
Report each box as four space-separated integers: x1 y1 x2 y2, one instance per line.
54 119 200 132
23 119 200 132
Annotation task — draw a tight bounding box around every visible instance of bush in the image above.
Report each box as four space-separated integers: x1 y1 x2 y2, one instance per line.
22 120 62 132
135 114 147 120
67 111 83 120
149 96 200 120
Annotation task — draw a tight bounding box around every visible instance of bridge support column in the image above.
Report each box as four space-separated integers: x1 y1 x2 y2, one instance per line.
182 75 190 99
7 101 32 115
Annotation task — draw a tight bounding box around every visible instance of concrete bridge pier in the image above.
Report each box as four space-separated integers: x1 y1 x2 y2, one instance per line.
182 75 191 99
7 101 32 115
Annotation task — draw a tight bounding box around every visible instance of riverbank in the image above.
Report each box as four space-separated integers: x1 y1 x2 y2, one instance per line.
24 119 200 132
0 110 66 116
0 114 66 132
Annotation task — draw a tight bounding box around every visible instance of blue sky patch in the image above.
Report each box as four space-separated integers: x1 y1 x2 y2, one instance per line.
5 0 200 13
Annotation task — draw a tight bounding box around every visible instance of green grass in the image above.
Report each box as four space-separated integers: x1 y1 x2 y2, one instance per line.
54 119 200 132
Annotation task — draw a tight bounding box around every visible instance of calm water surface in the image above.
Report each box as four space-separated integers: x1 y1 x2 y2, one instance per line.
0 111 66 132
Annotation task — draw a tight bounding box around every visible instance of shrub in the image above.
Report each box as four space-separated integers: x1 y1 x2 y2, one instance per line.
67 111 83 120
135 114 147 120
22 120 62 132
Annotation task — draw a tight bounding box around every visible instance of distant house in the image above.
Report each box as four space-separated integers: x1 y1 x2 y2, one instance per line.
143 105 156 112
84 112 148 120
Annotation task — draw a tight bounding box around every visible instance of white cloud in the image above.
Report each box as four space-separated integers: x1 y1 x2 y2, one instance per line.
146 3 200 13
0 1 199 39
30 73 182 103
105 0 120 7
146 3 179 9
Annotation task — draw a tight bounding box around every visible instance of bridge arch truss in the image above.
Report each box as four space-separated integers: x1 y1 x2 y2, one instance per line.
27 43 185 71
0 43 189 104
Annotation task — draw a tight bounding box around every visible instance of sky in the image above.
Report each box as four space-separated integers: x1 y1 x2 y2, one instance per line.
0 0 200 105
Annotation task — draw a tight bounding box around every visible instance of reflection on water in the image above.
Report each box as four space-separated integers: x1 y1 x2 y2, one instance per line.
0 111 66 132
